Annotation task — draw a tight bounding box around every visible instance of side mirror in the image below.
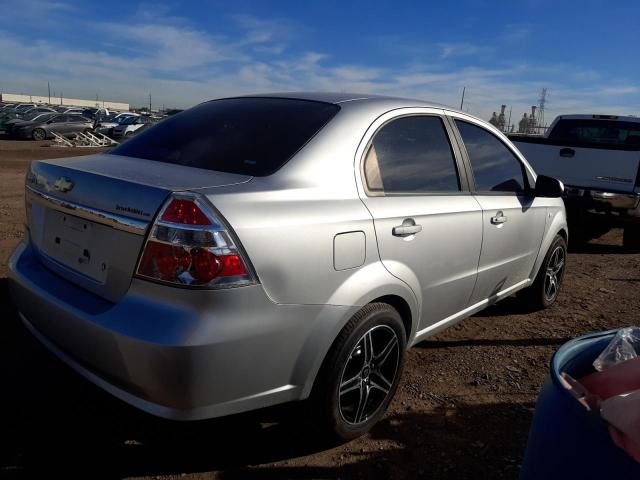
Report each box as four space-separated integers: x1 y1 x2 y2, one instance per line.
535 175 564 198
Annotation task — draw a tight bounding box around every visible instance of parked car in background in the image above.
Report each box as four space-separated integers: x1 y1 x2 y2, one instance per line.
63 108 84 115
511 114 640 248
12 113 93 140
0 107 56 132
121 120 156 139
5 106 56 120
78 107 110 121
3 112 56 134
12 103 38 113
8 93 568 440
111 114 156 138
23 106 57 115
52 106 84 115
93 113 138 136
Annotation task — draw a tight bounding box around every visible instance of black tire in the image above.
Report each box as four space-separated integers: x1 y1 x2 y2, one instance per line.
623 226 640 252
520 235 567 309
32 128 46 141
310 302 406 441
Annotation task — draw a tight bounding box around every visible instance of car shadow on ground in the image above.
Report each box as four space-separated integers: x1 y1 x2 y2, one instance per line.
569 242 633 254
416 336 570 349
0 278 532 479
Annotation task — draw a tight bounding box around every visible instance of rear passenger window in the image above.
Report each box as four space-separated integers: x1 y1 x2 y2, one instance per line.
364 116 460 194
455 120 526 193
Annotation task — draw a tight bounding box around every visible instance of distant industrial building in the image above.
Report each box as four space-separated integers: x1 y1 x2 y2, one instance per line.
0 93 129 111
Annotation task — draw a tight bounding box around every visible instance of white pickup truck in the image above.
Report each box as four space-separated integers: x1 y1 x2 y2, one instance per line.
510 115 640 249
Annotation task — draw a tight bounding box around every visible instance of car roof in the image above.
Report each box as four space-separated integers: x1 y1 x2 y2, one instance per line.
233 91 455 111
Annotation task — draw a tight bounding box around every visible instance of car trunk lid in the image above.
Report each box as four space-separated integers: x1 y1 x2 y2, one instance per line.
26 153 251 302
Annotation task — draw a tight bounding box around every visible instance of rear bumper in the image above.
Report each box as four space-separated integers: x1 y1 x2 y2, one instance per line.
564 186 640 226
8 240 350 420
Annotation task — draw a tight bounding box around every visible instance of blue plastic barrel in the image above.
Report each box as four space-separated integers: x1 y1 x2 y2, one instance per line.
520 330 640 479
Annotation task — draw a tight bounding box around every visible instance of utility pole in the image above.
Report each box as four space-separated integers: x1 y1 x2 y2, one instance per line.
460 86 466 110
149 93 152 112
48 81 51 104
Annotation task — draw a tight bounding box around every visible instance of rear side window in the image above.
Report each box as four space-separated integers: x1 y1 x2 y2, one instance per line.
364 115 460 194
455 120 526 193
549 119 640 146
110 98 340 176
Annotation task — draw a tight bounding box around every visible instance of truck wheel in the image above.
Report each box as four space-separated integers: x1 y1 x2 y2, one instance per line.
310 303 406 441
520 235 567 310
32 128 46 141
623 227 640 252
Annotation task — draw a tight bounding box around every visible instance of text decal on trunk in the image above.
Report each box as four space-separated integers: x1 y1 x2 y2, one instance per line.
115 205 152 217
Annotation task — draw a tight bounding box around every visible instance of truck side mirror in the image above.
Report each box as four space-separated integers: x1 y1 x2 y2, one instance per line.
535 175 564 198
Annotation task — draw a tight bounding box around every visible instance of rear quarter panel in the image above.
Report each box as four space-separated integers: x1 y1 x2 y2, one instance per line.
204 181 415 309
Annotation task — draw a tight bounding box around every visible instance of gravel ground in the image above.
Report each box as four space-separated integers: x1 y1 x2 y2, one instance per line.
1 137 639 479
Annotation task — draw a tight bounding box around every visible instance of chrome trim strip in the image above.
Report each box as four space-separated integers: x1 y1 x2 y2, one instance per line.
25 186 149 235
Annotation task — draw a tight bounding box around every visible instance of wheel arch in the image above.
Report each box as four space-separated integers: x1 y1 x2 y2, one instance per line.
296 282 418 400
557 227 568 243
369 294 413 344
529 208 568 282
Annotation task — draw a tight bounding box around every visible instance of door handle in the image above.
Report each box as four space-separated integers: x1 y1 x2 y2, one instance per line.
392 218 422 237
559 148 575 158
490 211 507 225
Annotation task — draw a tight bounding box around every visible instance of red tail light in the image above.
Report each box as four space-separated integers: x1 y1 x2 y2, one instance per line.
136 194 254 288
160 198 211 225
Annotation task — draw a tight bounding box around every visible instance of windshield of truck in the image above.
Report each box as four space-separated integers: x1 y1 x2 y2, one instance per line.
549 119 640 146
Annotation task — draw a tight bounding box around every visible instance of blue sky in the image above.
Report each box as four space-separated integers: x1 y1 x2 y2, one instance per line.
1 0 638 123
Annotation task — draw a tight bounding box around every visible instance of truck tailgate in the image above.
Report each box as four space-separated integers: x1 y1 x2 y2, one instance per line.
513 139 640 193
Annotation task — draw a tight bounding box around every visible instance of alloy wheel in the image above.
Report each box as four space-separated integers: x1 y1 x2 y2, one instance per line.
544 245 565 301
338 324 400 425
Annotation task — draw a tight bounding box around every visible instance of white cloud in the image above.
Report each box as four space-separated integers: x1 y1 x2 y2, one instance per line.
99 22 238 70
0 7 638 121
232 14 294 48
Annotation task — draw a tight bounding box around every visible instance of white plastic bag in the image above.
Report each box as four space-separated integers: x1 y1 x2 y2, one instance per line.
593 327 640 372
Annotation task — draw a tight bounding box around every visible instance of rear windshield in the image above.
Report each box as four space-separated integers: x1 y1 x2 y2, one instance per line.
110 97 340 176
549 119 640 146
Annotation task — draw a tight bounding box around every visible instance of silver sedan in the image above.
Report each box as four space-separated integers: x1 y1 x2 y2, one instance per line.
8 93 567 440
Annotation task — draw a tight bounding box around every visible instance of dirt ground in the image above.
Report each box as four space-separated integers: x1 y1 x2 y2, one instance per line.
1 137 639 479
